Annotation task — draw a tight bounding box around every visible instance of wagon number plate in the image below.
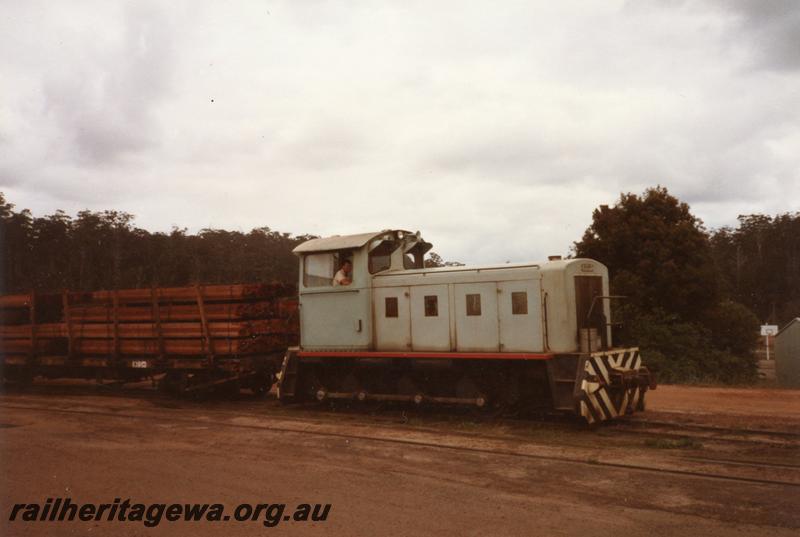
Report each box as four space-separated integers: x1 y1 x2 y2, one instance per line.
131 360 149 369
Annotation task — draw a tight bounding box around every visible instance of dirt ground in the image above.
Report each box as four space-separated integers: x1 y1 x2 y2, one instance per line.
649 384 800 418
644 384 800 430
0 382 798 536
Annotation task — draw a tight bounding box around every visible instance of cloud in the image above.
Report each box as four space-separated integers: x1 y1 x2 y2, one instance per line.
630 0 800 72
0 1 798 265
715 0 800 72
40 4 174 164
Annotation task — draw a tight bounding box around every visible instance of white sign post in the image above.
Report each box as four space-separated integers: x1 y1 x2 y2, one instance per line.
761 325 779 360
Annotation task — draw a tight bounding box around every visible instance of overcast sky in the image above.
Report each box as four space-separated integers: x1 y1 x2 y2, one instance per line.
1 0 798 264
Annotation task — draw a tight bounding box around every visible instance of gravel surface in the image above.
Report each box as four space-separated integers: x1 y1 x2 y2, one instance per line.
1 383 798 536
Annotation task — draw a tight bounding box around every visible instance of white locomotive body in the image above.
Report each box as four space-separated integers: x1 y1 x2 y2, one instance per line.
281 230 654 424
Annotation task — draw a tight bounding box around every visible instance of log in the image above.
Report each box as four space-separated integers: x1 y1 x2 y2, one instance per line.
0 309 36 326
0 338 66 354
0 323 66 338
0 319 291 339
88 283 296 305
0 294 31 309
66 301 283 323
0 292 82 320
73 336 290 356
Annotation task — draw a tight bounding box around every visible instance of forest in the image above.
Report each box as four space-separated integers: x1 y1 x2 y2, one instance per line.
0 193 311 292
1 189 797 383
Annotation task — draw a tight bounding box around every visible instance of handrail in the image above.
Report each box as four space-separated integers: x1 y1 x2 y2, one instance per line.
585 295 627 353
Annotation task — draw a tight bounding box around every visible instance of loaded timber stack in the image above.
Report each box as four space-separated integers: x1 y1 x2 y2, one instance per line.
0 284 299 395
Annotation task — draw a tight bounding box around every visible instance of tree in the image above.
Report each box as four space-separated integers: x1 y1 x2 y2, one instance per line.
0 193 34 293
0 192 308 292
424 252 464 268
574 187 758 384
575 186 719 321
704 300 760 358
425 252 445 268
710 213 800 326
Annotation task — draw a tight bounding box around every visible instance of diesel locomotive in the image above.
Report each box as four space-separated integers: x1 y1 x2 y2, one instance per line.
278 230 655 424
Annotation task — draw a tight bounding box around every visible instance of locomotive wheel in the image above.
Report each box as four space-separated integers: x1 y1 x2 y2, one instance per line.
302 368 325 402
396 375 418 396
340 371 360 393
456 374 481 399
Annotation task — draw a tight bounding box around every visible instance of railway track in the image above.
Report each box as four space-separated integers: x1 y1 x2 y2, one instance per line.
2 401 799 489
313 403 800 442
617 417 800 438
608 417 800 445
4 381 799 447
4 380 799 447
682 456 800 470
274 401 800 450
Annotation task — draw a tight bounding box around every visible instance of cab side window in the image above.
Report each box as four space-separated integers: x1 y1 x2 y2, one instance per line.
511 292 528 315
385 297 399 318
303 253 334 287
466 294 481 316
368 239 399 274
424 295 438 317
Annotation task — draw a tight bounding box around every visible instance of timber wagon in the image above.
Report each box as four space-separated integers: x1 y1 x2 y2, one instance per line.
0 283 298 396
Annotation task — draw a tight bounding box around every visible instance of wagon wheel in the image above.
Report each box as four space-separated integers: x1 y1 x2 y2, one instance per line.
170 371 189 397
156 374 171 394
252 372 274 398
1 366 33 389
218 377 242 399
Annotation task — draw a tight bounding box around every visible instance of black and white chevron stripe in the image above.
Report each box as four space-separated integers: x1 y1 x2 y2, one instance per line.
578 348 646 425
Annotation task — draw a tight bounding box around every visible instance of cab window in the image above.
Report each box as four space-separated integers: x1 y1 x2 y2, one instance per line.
303 253 334 287
404 243 427 269
368 239 399 274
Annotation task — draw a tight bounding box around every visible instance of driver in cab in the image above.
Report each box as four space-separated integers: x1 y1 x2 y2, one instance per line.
333 259 353 286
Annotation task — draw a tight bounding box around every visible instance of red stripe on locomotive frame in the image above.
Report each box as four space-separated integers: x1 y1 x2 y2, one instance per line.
296 351 555 360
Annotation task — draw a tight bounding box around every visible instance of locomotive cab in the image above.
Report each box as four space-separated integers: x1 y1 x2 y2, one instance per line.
292 230 431 351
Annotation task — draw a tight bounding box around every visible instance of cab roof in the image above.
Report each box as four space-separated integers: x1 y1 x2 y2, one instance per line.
292 230 414 254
